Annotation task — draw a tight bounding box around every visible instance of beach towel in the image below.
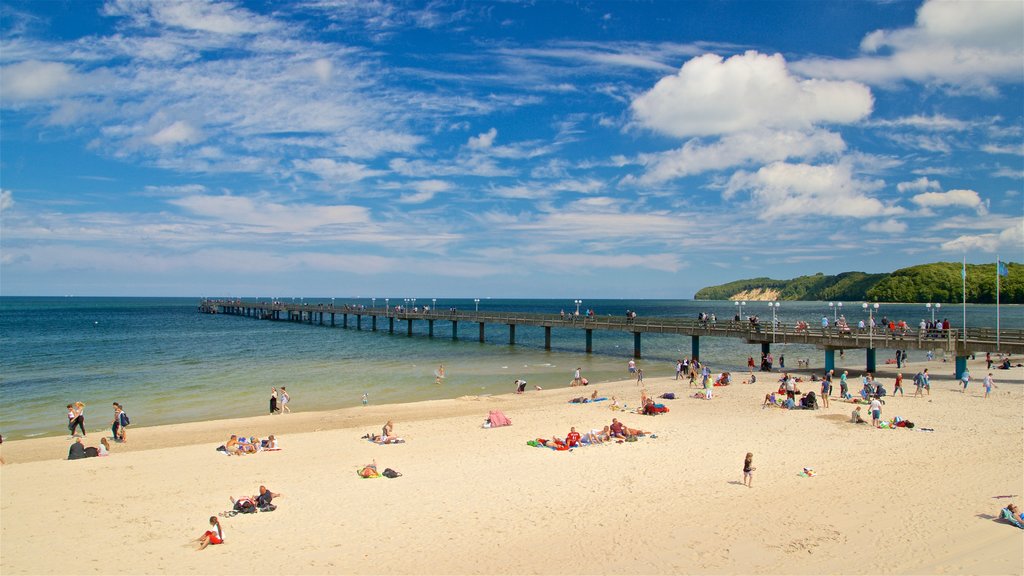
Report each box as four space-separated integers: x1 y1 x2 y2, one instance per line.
488 410 511 427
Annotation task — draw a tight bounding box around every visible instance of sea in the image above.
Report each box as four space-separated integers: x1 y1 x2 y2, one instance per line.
2 296 1021 440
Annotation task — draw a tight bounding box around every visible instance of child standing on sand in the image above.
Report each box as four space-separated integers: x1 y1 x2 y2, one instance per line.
743 453 755 487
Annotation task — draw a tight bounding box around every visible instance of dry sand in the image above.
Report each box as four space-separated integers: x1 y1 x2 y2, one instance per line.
2 357 1022 575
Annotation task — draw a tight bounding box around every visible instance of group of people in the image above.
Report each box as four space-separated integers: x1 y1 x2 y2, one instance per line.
67 436 112 460
219 434 278 455
533 417 651 450
268 387 291 414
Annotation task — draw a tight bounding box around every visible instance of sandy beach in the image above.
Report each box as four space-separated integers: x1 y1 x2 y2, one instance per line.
2 357 1022 575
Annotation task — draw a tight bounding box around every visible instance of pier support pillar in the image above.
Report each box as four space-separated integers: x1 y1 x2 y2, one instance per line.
452 320 458 340
407 319 413 336
479 322 485 343
761 342 770 356
357 315 362 330
371 315 377 331
825 349 836 373
544 326 551 350
342 314 348 328
955 355 969 380
509 324 516 345
331 313 335 327
586 329 593 354
428 319 434 337
633 332 642 359
388 317 394 334
318 312 323 325
866 348 876 373
691 335 700 362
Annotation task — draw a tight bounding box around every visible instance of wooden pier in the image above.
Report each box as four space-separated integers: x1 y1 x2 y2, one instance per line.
199 299 1024 375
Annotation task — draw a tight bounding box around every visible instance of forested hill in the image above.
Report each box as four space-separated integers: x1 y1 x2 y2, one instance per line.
694 262 1023 304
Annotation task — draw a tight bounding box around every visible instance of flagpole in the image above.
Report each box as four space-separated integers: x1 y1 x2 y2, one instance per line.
962 255 967 348
996 255 1001 352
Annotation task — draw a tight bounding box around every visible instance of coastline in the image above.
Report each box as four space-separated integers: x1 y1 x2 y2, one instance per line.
2 357 1022 574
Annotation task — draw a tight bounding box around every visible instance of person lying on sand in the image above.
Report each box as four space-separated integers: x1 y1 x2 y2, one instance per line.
609 418 649 438
586 426 611 444
1001 503 1024 528
359 460 380 478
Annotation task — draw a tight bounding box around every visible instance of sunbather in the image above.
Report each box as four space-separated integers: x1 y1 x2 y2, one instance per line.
1001 503 1023 528
359 460 379 478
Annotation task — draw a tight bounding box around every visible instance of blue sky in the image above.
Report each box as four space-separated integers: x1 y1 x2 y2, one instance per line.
1 0 1021 299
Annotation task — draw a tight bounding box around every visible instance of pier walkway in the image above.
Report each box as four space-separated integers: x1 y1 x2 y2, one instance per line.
200 299 1024 375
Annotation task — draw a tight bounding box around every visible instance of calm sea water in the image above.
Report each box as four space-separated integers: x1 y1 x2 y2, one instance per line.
2 297 1021 439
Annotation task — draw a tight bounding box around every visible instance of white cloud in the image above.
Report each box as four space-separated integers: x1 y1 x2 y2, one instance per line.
293 158 386 183
723 161 898 219
897 177 941 193
869 114 973 132
0 60 75 101
148 120 201 146
793 0 1024 89
104 0 278 35
865 219 907 234
397 180 451 204
468 128 497 149
631 129 846 184
0 189 13 212
982 143 1024 156
911 189 985 211
312 58 333 83
941 221 1024 253
630 51 873 138
169 194 371 233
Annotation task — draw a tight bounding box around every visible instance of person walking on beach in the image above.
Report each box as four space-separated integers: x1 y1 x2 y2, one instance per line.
839 371 849 399
893 373 904 396
627 359 636 375
362 392 369 406
820 376 831 408
270 387 279 414
675 359 683 380
573 367 582 387
636 368 644 385
983 373 995 398
280 387 291 414
960 368 970 393
742 452 755 488
747 356 755 374
67 403 86 437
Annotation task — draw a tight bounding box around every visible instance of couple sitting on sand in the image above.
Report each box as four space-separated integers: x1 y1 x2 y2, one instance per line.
67 437 111 460
229 485 283 514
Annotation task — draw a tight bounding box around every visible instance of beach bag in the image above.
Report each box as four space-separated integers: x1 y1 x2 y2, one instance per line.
382 468 402 478
625 435 638 442
120 412 130 426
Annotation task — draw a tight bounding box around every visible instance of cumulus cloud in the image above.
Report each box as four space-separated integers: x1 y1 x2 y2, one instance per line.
911 189 986 213
941 221 1024 253
897 177 941 193
723 161 897 219
630 129 846 184
468 128 497 149
0 60 75 101
630 51 873 138
793 0 1024 89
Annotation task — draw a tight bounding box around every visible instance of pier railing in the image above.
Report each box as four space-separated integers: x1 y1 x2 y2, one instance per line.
199 299 1023 356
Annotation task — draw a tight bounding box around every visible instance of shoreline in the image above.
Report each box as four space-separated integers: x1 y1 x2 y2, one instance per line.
2 355 1014 465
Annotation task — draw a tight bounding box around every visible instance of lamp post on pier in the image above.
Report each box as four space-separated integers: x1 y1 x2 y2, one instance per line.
372 297 376 309
926 302 941 324
385 298 389 312
770 301 780 342
432 298 436 312
575 299 582 316
829 301 842 323
474 298 480 312
863 302 879 347
411 298 416 311
734 300 746 320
